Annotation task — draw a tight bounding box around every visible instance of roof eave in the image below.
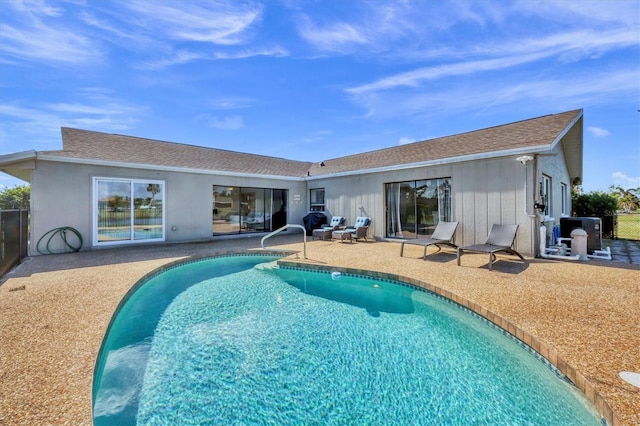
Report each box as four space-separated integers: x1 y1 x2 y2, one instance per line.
0 150 37 165
545 111 583 183
35 155 307 181
305 145 555 180
0 151 37 183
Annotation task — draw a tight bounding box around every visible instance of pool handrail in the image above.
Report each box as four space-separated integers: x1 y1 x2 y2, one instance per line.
261 224 307 259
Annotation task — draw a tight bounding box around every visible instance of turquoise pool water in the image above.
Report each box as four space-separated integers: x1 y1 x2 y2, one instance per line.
93 255 600 425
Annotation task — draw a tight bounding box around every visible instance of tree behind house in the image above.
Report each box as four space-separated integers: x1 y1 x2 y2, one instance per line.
0 185 30 210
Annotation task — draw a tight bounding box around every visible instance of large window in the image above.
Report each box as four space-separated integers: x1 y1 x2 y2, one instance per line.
212 186 287 235
94 178 165 245
385 178 451 238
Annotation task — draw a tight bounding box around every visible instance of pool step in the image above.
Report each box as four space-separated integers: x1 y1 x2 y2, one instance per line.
254 261 280 271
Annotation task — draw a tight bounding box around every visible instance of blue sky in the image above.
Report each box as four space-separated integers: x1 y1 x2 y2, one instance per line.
1 0 638 192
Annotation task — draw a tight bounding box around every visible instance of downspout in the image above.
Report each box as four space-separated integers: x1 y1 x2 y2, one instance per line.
518 154 539 256
531 154 540 257
518 153 538 219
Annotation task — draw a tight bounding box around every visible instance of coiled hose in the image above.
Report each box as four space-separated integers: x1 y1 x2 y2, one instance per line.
36 227 83 255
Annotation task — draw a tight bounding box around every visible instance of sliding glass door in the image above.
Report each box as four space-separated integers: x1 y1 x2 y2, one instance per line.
385 178 451 238
94 178 165 245
212 186 287 235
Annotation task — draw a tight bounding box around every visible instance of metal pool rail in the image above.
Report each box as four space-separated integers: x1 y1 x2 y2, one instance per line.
261 224 307 259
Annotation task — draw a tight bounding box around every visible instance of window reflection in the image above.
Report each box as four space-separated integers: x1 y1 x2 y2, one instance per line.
386 178 451 238
95 179 164 243
212 186 287 235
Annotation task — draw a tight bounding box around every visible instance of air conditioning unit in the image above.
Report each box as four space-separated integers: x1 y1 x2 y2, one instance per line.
560 217 602 254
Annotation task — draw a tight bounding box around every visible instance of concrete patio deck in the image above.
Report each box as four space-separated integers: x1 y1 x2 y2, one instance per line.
1 234 638 425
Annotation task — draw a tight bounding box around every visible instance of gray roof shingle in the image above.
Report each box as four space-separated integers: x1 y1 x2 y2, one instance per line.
307 109 582 176
45 128 313 177
40 109 582 178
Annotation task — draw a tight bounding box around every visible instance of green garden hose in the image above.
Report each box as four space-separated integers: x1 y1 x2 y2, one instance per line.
36 227 83 255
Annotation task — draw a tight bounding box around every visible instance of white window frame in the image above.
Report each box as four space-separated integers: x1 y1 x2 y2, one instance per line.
540 175 551 217
560 182 568 216
93 177 166 246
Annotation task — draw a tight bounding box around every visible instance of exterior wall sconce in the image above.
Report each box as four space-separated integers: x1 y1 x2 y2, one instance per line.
516 155 534 165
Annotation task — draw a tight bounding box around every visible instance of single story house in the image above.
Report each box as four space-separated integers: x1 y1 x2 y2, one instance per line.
0 109 583 257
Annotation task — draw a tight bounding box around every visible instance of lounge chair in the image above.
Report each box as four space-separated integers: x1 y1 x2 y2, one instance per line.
332 217 371 243
399 221 459 259
312 216 345 240
456 224 525 271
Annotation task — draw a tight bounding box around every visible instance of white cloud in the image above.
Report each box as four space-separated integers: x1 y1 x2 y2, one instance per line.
347 26 638 96
140 50 210 70
208 98 254 110
297 16 368 53
398 137 416 145
587 126 610 137
120 0 262 45
348 67 638 121
0 93 143 153
347 53 547 95
139 46 287 70
0 18 102 65
511 0 639 27
213 46 288 59
195 114 244 130
612 172 640 189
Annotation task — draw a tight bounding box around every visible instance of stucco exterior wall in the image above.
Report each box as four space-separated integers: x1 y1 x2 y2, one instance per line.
30 161 92 255
537 143 573 246
29 160 307 255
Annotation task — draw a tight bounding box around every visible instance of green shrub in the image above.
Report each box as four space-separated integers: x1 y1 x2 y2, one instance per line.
571 190 618 237
572 190 617 217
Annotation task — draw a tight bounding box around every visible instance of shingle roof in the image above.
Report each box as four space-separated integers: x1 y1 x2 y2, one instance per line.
307 109 582 176
39 109 582 179
44 128 314 177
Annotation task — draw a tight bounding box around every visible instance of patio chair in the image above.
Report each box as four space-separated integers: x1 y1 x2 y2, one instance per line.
456 224 525 271
332 217 371 243
399 221 459 260
312 216 345 240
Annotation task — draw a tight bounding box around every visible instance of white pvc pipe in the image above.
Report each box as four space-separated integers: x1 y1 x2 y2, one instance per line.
538 225 580 260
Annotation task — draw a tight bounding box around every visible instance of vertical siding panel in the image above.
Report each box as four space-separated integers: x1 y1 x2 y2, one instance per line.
452 163 465 243
487 158 502 227
504 158 529 254
501 159 518 225
474 162 489 243
460 162 478 245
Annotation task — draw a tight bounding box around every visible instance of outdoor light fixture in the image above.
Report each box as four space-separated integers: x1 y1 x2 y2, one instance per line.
517 154 536 218
516 155 534 165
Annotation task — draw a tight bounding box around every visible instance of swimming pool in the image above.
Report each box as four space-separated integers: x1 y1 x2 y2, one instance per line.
93 254 600 425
